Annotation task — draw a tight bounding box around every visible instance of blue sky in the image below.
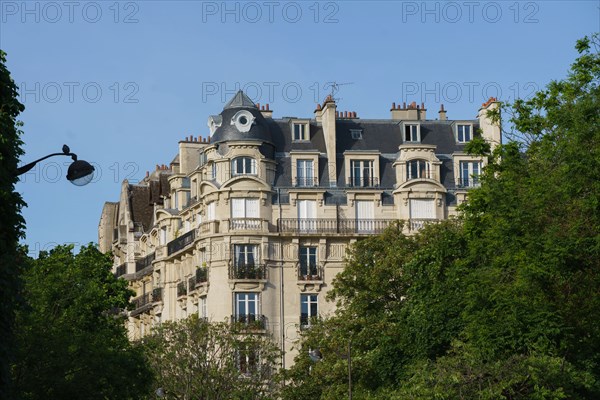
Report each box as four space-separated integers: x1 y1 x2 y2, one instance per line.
1 0 598 257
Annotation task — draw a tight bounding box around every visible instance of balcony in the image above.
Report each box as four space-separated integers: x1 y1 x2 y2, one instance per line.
135 252 155 273
278 218 395 235
230 314 267 331
298 264 323 281
407 218 439 232
229 263 267 280
114 263 127 278
177 281 187 298
130 293 152 316
293 177 319 187
229 218 263 231
456 177 481 188
195 267 208 285
167 230 195 256
152 287 163 303
346 176 380 188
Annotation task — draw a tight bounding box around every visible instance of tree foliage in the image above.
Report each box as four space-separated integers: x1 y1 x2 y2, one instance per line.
283 34 600 399
142 315 281 400
10 244 152 400
0 49 26 398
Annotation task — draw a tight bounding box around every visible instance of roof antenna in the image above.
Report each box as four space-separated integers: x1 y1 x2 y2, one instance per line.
325 81 354 103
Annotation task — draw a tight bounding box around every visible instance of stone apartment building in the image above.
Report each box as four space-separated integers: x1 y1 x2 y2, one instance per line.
98 91 500 368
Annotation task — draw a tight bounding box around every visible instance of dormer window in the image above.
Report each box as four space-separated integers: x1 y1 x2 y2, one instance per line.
350 129 363 140
231 157 257 176
293 122 309 141
404 124 420 142
457 124 472 143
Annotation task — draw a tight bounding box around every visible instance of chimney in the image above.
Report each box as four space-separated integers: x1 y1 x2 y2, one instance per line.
314 103 322 122
439 104 447 121
478 97 501 150
391 100 425 120
260 104 273 119
320 95 337 187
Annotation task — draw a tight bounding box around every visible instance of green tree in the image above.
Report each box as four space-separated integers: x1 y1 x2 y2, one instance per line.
0 49 26 398
142 315 281 400
11 244 152 400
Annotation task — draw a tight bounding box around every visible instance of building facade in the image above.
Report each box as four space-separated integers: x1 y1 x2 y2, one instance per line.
98 91 500 368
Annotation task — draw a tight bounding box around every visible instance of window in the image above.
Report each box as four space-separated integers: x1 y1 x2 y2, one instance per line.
206 202 216 221
355 200 375 233
231 198 260 229
297 200 317 232
296 159 315 187
406 159 431 180
300 294 318 328
231 157 257 176
299 246 318 278
350 129 363 140
457 124 472 143
459 161 481 187
200 296 207 319
404 124 420 142
237 343 258 375
159 227 167 245
234 244 257 267
293 123 308 141
350 160 375 187
235 292 259 325
409 198 436 231
210 162 217 180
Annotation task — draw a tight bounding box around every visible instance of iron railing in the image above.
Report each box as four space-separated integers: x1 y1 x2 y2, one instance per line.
167 230 195 255
278 218 395 234
407 218 439 232
229 263 267 280
456 177 481 188
230 314 267 330
300 315 320 329
177 281 187 297
152 287 163 303
346 176 380 188
196 267 208 284
298 264 323 281
135 253 155 272
115 263 127 277
294 177 319 187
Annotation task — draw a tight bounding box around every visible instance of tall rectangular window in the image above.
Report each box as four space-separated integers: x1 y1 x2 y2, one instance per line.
404 124 419 142
293 123 308 141
300 294 318 327
350 160 374 187
406 159 431 180
296 159 315 186
297 200 317 232
299 246 318 278
234 244 257 267
459 161 481 187
355 200 375 233
457 125 472 142
235 292 259 324
200 296 207 319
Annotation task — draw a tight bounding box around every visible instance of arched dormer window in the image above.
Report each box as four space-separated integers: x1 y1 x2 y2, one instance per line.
406 159 431 180
231 157 257 176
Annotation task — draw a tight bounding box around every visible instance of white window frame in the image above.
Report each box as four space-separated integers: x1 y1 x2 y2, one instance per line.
292 122 309 141
350 160 375 187
404 124 420 142
300 294 318 327
231 157 257 176
459 160 481 187
406 159 432 180
296 159 315 187
457 124 473 143
299 246 317 277
234 244 258 267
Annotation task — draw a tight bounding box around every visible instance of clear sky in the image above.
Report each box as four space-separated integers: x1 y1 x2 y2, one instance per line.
1 0 598 257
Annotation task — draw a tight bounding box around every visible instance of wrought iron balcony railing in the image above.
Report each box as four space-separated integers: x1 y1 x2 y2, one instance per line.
229 218 262 231
293 177 319 187
346 176 380 188
278 218 395 235
407 218 440 232
167 230 195 256
229 263 267 280
298 264 323 281
135 252 155 272
152 287 163 303
177 281 187 297
456 176 481 188
115 263 127 277
300 314 320 329
195 267 208 285
230 314 267 330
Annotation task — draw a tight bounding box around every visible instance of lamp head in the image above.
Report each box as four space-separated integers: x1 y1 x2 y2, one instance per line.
67 159 95 186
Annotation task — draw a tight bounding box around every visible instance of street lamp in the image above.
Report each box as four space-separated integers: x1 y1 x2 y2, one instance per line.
308 339 352 400
16 144 95 186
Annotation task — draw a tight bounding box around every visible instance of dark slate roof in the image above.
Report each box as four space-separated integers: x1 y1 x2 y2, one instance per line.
129 185 153 233
211 105 273 145
223 90 257 110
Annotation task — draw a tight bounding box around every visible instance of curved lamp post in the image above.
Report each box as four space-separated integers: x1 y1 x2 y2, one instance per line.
16 144 95 186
